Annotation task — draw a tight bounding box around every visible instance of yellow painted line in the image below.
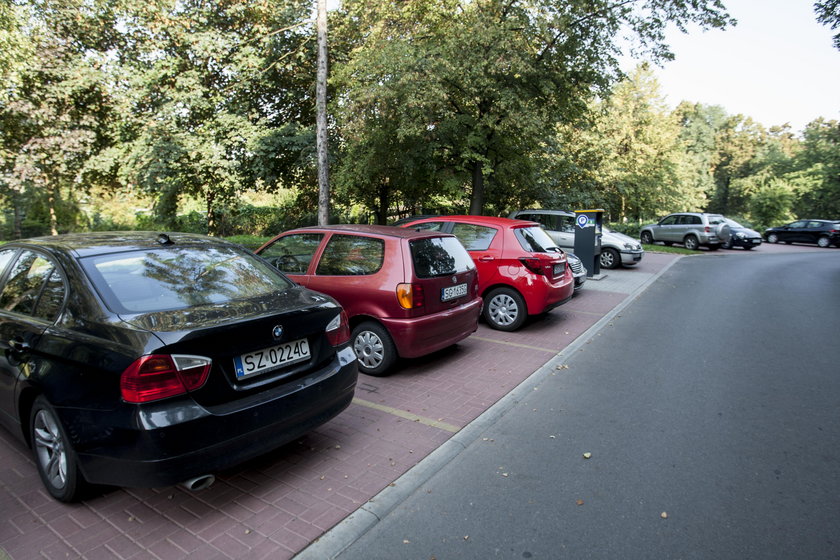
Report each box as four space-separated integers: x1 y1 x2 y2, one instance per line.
471 336 556 353
352 398 461 433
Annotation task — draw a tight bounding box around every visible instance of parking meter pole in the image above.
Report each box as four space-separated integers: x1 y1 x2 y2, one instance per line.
573 209 604 277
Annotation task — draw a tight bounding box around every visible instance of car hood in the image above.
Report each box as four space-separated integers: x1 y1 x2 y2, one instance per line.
603 230 641 248
732 226 760 237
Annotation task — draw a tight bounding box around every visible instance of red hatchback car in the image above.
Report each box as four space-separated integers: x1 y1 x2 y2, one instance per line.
256 225 482 376
399 216 574 331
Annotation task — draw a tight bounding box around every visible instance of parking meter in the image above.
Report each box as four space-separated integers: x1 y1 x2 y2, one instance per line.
573 209 604 277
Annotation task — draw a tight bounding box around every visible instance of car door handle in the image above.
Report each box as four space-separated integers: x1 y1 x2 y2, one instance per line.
478 256 495 262
9 338 30 353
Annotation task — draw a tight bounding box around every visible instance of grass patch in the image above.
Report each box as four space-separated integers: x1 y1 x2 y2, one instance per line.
642 243 699 255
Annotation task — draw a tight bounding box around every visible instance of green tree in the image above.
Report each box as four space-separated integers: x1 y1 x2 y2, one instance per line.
815 0 840 49
114 0 318 233
791 118 840 217
331 0 733 217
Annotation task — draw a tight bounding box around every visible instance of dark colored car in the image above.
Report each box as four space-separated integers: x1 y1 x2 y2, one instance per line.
256 225 482 376
0 232 358 502
398 216 575 331
764 220 840 248
721 218 763 250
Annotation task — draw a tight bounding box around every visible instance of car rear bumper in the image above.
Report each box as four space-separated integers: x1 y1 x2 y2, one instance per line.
522 272 575 315
73 348 359 488
381 296 482 359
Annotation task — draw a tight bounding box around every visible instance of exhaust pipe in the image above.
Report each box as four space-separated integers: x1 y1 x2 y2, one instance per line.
181 474 215 491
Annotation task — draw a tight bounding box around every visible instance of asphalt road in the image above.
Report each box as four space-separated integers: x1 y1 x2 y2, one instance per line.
324 250 840 559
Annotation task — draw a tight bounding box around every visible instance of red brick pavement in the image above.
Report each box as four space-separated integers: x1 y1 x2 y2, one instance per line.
1 254 676 560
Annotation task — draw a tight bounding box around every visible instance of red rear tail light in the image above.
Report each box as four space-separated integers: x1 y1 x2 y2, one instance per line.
705 226 711 233
396 283 425 309
326 310 351 346
520 257 556 276
121 354 211 403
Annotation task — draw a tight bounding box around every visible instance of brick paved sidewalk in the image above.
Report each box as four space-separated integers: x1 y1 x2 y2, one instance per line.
0 253 677 560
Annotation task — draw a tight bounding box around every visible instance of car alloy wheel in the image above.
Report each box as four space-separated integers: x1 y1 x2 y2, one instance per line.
767 233 778 244
484 287 527 331
352 321 396 376
683 235 700 251
599 248 620 269
640 231 653 245
30 396 84 502
817 236 831 248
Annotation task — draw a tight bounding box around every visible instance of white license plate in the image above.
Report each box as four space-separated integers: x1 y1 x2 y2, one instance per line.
441 283 468 301
553 264 565 275
233 338 310 379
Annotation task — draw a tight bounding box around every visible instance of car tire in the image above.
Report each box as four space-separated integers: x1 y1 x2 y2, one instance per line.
484 287 527 332
599 248 620 270
767 233 778 243
707 244 720 251
722 238 733 249
683 235 700 251
30 395 86 502
640 231 653 245
352 321 397 376
817 236 831 248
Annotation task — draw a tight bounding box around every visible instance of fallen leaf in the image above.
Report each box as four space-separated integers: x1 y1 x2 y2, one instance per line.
403 539 411 544
549 435 556 439
661 512 668 519
583 452 592 459
576 499 584 506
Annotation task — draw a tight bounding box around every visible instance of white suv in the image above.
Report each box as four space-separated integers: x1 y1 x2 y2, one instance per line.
508 210 644 269
640 212 731 251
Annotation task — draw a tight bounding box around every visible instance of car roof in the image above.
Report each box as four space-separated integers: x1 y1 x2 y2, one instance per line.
404 215 539 228
7 232 233 258
287 223 456 240
513 209 573 216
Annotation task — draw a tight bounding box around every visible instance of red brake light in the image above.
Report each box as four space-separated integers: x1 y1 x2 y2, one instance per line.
121 354 211 404
397 283 425 309
326 310 351 346
519 257 551 276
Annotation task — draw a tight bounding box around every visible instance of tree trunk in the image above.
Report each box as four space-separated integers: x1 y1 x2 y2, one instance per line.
377 182 389 225
47 180 58 236
316 0 330 226
469 160 485 215
206 189 216 235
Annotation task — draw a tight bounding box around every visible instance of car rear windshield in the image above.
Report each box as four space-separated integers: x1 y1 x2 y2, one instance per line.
410 237 475 278
81 245 295 313
515 226 561 253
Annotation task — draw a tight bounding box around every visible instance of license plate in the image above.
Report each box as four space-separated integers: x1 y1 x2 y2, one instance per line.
233 338 310 379
553 264 565 275
441 283 468 301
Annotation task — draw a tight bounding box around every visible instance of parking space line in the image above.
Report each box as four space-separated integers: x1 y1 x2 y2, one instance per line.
352 398 461 433
471 336 557 353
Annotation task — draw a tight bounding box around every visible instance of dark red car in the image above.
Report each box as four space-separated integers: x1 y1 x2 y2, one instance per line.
398 216 575 331
256 225 482 376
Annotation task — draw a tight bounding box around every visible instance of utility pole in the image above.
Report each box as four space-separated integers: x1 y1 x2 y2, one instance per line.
316 0 330 225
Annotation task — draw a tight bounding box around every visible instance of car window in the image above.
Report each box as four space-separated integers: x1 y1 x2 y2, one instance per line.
515 226 560 253
789 221 806 228
408 221 445 232
82 245 293 313
707 215 726 225
660 215 677 226
807 221 823 228
316 235 384 276
451 223 497 251
558 215 576 233
410 237 475 278
521 213 557 231
259 233 323 274
0 248 17 279
0 250 65 321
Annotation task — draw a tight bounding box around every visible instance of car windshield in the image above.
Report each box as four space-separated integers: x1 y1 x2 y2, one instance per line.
410 237 475 278
515 226 561 253
82 245 294 313
724 218 744 228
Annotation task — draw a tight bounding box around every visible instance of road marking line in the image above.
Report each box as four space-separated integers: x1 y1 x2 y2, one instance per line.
471 336 557 353
352 398 461 433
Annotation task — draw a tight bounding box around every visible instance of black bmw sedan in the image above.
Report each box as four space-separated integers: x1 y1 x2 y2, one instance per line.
0 232 358 501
